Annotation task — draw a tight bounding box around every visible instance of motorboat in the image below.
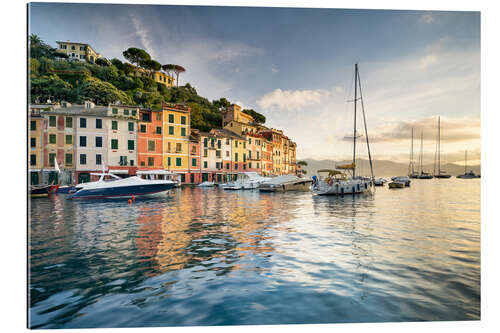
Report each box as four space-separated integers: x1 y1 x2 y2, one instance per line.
136 170 182 187
373 178 387 186
310 64 375 196
197 181 215 187
70 172 176 199
391 176 411 186
223 172 268 190
259 174 312 192
388 181 405 189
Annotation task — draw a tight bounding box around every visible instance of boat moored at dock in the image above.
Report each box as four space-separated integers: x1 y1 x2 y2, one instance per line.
259 174 312 192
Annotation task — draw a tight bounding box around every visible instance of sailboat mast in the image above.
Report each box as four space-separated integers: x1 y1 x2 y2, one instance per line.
465 150 467 173
420 132 423 174
438 116 441 174
353 63 358 179
411 128 414 174
356 65 375 181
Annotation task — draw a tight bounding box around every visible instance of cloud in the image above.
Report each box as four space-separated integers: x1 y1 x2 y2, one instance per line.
129 12 156 59
257 88 330 111
419 13 434 24
358 117 481 143
271 64 279 73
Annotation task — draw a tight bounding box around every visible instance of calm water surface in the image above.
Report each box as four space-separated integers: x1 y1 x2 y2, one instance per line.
28 178 480 328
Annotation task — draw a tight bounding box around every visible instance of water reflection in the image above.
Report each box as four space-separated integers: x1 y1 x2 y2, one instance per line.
29 179 480 328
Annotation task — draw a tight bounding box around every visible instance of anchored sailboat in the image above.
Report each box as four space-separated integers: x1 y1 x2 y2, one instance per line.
408 128 418 178
311 63 374 195
417 131 433 179
434 116 451 178
457 150 480 179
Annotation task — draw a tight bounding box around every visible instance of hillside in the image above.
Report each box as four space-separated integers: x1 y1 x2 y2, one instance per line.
28 35 265 132
301 158 481 177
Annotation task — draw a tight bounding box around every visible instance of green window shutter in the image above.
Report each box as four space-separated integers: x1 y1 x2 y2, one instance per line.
66 117 73 128
112 108 118 114
176 158 182 166
65 153 72 165
111 139 118 149
168 157 171 166
30 120 36 131
169 114 174 123
148 157 154 166
65 135 72 144
49 116 56 127
49 134 56 144
204 161 207 168
128 140 134 150
148 140 155 152
140 124 146 133
181 116 186 125
49 153 56 166
169 126 174 135
128 122 134 131
181 128 186 136
112 121 118 130
132 110 137 116
192 158 196 167
124 109 129 115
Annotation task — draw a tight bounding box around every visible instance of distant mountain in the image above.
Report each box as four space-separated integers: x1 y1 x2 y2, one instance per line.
300 158 481 177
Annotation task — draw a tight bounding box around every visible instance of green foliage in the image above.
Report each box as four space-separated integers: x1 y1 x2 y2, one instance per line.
30 75 73 103
242 109 266 124
297 161 308 166
123 47 150 67
78 77 133 105
30 58 40 77
140 59 161 72
95 58 109 66
213 97 231 110
29 34 57 59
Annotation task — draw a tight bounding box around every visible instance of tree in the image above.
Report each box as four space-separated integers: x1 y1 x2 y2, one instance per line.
242 109 266 124
213 97 231 111
78 77 133 105
297 161 308 166
95 58 110 66
122 47 151 67
162 64 185 87
29 34 57 59
139 59 162 77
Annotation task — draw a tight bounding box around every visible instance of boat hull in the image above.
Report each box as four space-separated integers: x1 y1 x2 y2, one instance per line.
389 182 405 189
435 174 451 179
30 185 51 197
260 180 312 192
311 179 372 196
71 182 175 199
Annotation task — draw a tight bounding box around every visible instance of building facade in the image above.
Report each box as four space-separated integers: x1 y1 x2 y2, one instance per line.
138 108 163 170
162 103 190 183
56 41 102 63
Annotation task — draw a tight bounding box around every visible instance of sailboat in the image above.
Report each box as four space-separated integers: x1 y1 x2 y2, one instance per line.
311 63 374 195
457 150 480 179
417 131 433 179
408 128 418 178
434 116 451 178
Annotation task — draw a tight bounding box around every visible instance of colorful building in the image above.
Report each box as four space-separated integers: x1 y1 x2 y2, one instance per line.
162 103 190 183
29 105 49 185
138 108 163 170
56 41 103 63
187 129 201 184
261 138 273 176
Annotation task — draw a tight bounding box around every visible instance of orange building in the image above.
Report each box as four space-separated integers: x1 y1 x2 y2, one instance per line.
137 108 163 170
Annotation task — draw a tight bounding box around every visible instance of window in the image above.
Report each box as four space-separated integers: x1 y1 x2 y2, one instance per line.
48 153 56 166
156 112 161 121
249 138 252 144
49 134 56 144
128 122 134 132
191 145 197 154
111 139 118 150
148 140 155 152
65 154 72 166
226 139 229 145
204 161 208 168
80 136 86 147
80 55 85 60
217 140 221 149
95 136 102 147
132 110 137 116
180 174 185 183
80 118 86 128
141 161 145 166
112 121 118 130
235 153 238 162
243 142 246 149
257 151 260 159
128 140 134 150
181 128 186 136
124 109 129 116
148 157 154 166
119 156 127 166
235 164 238 170
226 151 229 157
140 124 147 133
112 108 118 114
176 158 182 167
249 162 252 169
80 46 84 51
176 143 182 153
65 135 72 145
30 121 36 131
168 114 174 123
66 117 72 128
203 138 208 147
30 154 36 166
142 112 151 122
167 157 171 166
235 141 238 148
257 163 259 168
79 154 86 165
226 163 230 169
49 116 56 127
169 126 174 135
96 118 102 129
71 45 75 50
249 151 252 159
167 142 171 152
216 150 221 158
192 158 197 167
181 116 186 125
243 164 247 170
243 153 246 162
155 126 161 134
203 149 208 157
61 44 67 49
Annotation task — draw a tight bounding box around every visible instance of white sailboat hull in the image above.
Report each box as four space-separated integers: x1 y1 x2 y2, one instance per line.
311 178 373 196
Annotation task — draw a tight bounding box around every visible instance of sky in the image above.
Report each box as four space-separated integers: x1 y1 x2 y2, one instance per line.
29 2 481 165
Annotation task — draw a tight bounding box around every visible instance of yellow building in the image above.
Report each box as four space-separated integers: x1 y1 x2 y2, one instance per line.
163 103 190 181
29 106 47 185
153 71 175 88
56 41 102 63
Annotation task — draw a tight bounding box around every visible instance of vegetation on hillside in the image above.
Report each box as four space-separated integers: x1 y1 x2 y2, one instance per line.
28 34 266 132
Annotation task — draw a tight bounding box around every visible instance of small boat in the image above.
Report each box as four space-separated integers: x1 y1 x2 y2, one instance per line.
388 181 405 189
310 64 375 196
70 172 176 199
259 174 313 192
373 178 387 186
55 185 75 193
418 172 433 179
456 150 480 179
391 176 411 186
197 181 215 187
223 172 268 190
30 184 51 197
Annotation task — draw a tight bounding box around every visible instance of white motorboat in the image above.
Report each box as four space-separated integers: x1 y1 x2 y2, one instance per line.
311 64 375 196
223 172 268 190
70 172 176 199
373 178 387 186
391 176 411 186
259 174 313 192
197 181 215 187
